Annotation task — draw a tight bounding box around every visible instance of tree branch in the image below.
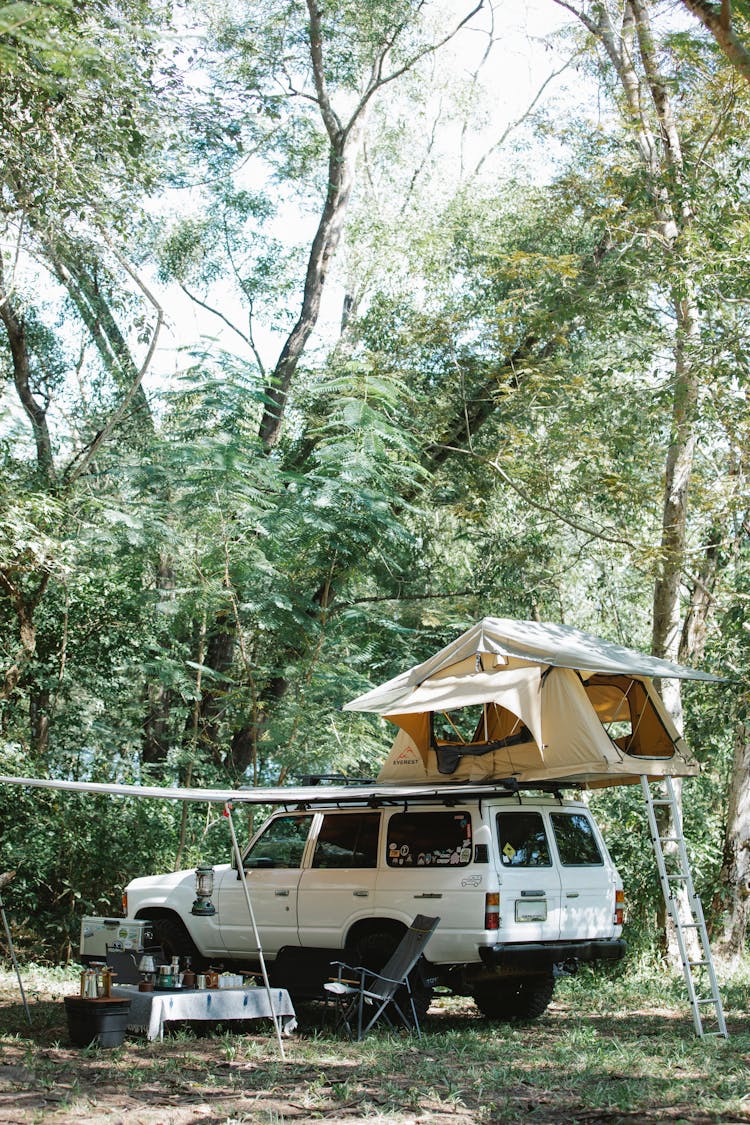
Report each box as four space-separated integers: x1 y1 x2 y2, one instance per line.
678 0 750 85
305 0 343 141
470 56 577 180
439 443 645 551
179 282 253 351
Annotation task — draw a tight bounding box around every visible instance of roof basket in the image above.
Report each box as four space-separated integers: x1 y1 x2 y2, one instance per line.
292 774 377 787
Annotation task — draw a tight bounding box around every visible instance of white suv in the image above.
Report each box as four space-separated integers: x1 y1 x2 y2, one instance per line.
114 788 625 1021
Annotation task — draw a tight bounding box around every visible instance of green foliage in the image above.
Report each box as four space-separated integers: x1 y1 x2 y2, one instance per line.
0 746 181 957
1 0 748 961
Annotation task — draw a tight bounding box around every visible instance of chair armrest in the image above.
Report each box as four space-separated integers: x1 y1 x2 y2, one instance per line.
360 969 406 988
328 961 366 985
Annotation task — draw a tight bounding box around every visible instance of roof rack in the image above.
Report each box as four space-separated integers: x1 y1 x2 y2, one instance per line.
292 774 377 787
256 778 575 811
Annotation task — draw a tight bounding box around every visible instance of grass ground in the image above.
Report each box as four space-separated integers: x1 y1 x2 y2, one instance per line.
0 961 748 1124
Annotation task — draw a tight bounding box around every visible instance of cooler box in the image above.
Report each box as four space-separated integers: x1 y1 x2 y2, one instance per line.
79 916 154 961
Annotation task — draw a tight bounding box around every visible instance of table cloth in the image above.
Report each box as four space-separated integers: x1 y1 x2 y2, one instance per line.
112 984 297 1041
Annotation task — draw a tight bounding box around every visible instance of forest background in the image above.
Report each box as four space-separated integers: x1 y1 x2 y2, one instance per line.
0 0 749 967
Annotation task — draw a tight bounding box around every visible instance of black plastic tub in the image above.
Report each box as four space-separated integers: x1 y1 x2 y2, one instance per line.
64 996 131 1048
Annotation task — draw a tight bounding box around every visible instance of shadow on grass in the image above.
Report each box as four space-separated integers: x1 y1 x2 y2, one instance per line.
2 991 749 1125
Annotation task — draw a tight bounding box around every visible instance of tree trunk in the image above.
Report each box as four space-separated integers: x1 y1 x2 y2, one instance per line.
712 720 750 959
41 234 155 434
557 0 704 959
258 0 483 447
259 125 364 448
0 259 55 482
142 554 177 766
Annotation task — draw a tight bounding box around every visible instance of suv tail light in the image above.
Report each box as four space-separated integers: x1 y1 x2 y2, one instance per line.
484 892 500 931
122 891 128 915
614 889 624 926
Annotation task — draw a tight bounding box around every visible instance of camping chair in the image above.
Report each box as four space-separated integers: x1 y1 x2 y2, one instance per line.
324 914 440 1040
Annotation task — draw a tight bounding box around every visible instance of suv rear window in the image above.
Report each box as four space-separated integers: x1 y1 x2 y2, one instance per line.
496 811 551 867
312 813 380 869
386 811 472 867
550 812 603 866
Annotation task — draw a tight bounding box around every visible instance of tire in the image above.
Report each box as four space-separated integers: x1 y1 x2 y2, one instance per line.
150 916 207 970
349 925 403 973
347 925 434 1026
472 973 555 1022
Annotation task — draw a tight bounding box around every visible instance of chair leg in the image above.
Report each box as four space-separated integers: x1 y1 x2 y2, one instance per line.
338 995 358 1039
325 989 357 1038
359 992 417 1040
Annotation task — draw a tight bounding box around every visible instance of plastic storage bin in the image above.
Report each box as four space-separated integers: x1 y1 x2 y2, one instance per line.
64 996 131 1048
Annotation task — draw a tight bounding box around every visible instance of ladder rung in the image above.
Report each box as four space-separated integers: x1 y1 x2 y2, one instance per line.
642 776 728 1041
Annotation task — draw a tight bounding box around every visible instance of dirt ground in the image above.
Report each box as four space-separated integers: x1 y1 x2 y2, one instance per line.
1 974 472 1125
1 970 749 1125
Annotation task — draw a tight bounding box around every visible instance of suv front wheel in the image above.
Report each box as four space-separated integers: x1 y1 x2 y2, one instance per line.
150 915 207 970
472 973 555 1022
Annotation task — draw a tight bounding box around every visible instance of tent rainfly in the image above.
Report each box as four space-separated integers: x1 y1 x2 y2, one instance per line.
343 617 724 788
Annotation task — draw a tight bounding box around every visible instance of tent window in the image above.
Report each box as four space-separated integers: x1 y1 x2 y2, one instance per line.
312 813 380 869
496 812 552 868
430 707 531 775
550 813 603 867
386 811 472 867
584 674 676 760
432 704 492 746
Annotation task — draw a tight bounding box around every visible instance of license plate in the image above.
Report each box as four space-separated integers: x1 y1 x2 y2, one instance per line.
515 899 547 922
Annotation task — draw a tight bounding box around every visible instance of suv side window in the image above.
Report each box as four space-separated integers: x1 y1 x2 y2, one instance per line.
550 812 603 866
244 815 313 869
312 812 380 869
496 811 552 867
386 811 472 867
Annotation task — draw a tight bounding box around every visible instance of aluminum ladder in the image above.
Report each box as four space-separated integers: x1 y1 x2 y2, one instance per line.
640 775 728 1038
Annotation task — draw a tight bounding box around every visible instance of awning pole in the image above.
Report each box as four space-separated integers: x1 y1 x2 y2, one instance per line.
0 874 31 1026
222 803 286 1059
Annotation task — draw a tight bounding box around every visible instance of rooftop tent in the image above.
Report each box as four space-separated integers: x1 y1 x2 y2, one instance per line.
343 617 724 788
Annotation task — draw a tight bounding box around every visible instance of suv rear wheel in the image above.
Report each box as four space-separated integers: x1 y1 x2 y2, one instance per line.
472 973 554 1022
348 924 434 1025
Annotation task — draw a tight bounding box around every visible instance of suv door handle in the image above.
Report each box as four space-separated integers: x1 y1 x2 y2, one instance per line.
274 889 290 897
352 890 369 897
566 892 580 898
414 893 442 899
